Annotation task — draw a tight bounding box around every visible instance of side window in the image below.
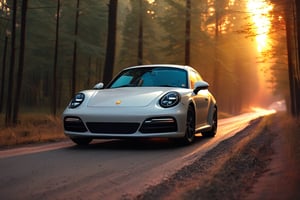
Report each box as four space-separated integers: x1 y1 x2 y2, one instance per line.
189 69 203 89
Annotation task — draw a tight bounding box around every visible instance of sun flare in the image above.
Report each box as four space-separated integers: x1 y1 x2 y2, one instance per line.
247 0 273 53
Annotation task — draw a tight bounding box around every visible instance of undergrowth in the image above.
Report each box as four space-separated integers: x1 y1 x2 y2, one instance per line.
0 114 65 147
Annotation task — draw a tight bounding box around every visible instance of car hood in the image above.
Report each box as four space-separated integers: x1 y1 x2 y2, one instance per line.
87 87 169 107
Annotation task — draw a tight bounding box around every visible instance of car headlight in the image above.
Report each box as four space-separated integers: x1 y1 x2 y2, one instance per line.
69 93 85 108
159 92 180 108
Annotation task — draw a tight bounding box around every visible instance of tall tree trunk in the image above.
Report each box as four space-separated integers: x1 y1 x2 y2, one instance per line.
5 0 17 126
212 0 220 110
185 0 191 65
0 35 8 113
295 0 300 117
71 0 80 96
12 0 28 125
286 0 300 117
285 3 296 116
87 56 92 87
103 0 118 85
52 0 60 116
137 0 143 65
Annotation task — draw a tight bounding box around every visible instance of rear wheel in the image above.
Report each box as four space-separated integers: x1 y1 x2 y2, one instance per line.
70 137 92 145
202 107 217 137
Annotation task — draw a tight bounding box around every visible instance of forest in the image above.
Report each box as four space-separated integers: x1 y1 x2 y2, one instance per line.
0 0 298 127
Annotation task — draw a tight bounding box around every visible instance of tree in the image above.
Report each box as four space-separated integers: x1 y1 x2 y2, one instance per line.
117 0 139 67
51 0 61 116
5 0 17 126
282 0 300 117
118 0 160 67
0 1 10 114
71 0 80 97
295 0 300 117
103 0 118 85
12 0 28 124
0 34 8 113
137 0 143 65
158 0 186 64
185 0 191 65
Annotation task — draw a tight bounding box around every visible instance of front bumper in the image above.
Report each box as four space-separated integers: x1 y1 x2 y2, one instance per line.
62 105 187 139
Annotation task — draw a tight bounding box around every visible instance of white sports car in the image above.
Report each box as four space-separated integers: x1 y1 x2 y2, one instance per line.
63 64 217 145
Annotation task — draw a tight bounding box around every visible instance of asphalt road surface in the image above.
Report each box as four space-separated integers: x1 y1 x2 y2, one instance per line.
0 109 275 200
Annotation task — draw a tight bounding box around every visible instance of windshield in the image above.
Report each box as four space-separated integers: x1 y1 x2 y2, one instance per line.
108 67 188 89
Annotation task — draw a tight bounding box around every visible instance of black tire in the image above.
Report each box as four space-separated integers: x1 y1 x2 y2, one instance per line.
202 107 217 137
181 105 196 145
170 105 195 145
71 137 92 145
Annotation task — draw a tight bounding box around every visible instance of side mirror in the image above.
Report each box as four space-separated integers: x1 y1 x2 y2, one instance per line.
93 82 104 89
193 81 209 94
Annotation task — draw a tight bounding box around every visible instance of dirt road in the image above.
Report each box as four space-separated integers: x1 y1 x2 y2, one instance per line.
137 113 300 200
0 111 281 200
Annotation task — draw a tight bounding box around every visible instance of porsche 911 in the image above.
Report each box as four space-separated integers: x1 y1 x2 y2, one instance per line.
63 64 217 145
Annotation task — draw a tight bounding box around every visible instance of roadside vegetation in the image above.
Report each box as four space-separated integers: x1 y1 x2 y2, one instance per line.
0 114 65 147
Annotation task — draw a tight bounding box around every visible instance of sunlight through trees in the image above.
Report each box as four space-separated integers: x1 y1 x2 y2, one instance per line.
0 0 299 125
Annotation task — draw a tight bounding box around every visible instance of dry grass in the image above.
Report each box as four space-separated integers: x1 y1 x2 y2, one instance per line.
0 114 66 147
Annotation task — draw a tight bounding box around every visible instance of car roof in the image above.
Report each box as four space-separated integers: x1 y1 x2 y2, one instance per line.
123 64 194 71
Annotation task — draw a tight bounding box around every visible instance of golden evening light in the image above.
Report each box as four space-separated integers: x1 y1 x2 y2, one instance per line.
0 0 5 7
247 0 273 53
228 0 235 7
147 0 155 4
0 0 9 13
250 106 276 116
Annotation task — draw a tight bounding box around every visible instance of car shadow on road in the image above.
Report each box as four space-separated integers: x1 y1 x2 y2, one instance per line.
66 136 209 151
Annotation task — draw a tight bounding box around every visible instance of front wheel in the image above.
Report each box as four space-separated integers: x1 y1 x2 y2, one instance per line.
171 105 196 145
70 137 92 145
177 105 196 145
184 105 196 143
